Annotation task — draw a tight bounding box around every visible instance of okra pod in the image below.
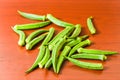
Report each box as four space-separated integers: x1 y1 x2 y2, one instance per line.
26 33 47 50
87 16 96 34
52 38 66 73
56 46 71 73
14 21 51 30
65 56 103 70
26 45 46 73
12 27 26 46
46 14 74 27
18 10 46 21
38 46 50 68
71 54 107 61
26 29 48 43
44 58 52 69
77 48 118 55
68 39 91 57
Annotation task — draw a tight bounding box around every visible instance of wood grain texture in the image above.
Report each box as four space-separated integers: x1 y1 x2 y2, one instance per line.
0 0 120 80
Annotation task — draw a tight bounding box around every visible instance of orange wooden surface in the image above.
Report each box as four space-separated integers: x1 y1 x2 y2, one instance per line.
0 0 120 80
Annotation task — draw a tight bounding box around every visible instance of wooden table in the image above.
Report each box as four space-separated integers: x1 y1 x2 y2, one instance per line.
0 0 120 80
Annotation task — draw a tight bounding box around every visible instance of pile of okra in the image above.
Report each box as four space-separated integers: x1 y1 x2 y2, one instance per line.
12 10 118 74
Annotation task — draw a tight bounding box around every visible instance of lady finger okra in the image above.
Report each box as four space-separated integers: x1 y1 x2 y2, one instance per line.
12 27 26 46
18 10 46 21
14 21 51 30
77 48 118 55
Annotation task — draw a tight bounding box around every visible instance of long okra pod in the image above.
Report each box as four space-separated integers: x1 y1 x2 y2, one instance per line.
87 16 96 34
26 45 46 73
65 56 103 70
12 27 26 46
26 33 47 50
38 46 50 68
56 46 71 73
71 54 107 61
69 24 81 38
14 21 51 30
68 39 91 57
46 14 74 27
77 48 118 55
48 27 74 50
26 29 48 43
18 10 46 21
52 38 66 73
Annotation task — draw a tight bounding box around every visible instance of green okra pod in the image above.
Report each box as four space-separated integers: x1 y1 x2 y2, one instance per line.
26 45 46 73
52 38 66 73
68 39 91 57
26 33 47 50
44 58 52 69
77 48 118 55
18 10 46 21
56 46 71 73
38 46 50 68
48 26 74 50
12 27 26 46
46 14 74 27
26 29 48 43
70 24 81 38
87 16 96 34
14 21 51 30
65 56 103 70
71 54 107 61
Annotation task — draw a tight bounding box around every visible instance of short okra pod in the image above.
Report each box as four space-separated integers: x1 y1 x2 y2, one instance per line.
12 27 26 46
56 46 71 73
68 39 91 57
38 46 50 68
70 24 81 38
77 48 118 55
87 16 96 34
52 38 66 73
46 14 74 27
41 27 55 46
14 21 51 30
48 27 74 50
44 58 52 69
26 33 47 50
71 54 107 61
18 10 46 21
26 29 48 43
79 35 89 41
64 56 103 70
26 45 46 73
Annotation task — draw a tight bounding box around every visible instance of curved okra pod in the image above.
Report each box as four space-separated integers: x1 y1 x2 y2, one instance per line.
71 54 107 61
38 46 50 68
64 56 103 70
69 24 81 38
87 16 96 34
17 10 46 21
52 38 66 73
26 29 48 43
68 39 91 57
26 33 47 50
48 27 74 50
77 48 118 55
26 45 46 73
41 27 55 46
46 14 74 27
56 46 71 73
14 21 51 30
44 58 52 69
12 27 26 46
